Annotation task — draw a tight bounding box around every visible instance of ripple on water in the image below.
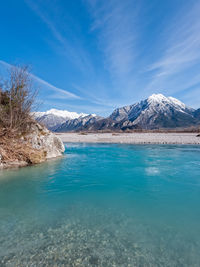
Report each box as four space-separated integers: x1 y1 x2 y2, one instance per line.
0 144 200 266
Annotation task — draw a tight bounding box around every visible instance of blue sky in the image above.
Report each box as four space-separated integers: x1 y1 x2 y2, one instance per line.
0 0 200 116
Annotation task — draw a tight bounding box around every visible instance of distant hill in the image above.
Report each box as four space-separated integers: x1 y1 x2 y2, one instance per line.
34 94 200 132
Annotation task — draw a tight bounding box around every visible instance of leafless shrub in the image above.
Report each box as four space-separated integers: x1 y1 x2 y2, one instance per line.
0 65 37 135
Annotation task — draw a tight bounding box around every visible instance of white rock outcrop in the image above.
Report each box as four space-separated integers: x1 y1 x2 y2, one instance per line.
0 123 65 169
26 123 65 159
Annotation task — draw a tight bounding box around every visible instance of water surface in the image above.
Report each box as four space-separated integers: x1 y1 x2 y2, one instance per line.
0 144 200 266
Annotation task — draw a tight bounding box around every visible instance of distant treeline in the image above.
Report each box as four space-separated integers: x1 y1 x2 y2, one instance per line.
73 127 200 134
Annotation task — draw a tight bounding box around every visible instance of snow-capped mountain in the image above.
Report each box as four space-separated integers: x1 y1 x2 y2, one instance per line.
34 94 200 132
84 94 199 131
34 114 67 131
33 109 97 131
110 94 192 121
34 109 88 120
109 94 197 129
55 115 103 132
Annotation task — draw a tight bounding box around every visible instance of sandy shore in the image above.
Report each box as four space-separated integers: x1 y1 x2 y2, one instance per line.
56 132 200 145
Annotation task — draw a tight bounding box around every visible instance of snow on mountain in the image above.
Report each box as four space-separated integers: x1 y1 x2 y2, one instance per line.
55 115 103 132
34 109 88 120
33 109 97 131
110 94 193 121
109 94 197 129
147 94 188 113
34 94 200 131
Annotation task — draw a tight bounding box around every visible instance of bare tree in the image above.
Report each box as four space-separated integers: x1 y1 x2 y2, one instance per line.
0 65 37 134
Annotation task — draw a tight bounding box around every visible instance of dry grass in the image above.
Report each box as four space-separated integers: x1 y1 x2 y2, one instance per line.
0 128 46 166
79 132 88 135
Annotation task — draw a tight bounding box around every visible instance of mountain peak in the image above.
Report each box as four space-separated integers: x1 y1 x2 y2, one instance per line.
34 94 199 131
147 94 187 111
109 93 197 129
34 109 88 120
148 93 167 102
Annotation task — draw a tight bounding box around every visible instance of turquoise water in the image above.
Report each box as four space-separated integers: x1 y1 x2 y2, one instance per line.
0 144 200 266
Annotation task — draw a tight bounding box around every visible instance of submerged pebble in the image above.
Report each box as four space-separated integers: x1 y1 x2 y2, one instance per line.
0 144 200 266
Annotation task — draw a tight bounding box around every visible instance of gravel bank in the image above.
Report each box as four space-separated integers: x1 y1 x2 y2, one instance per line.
56 132 200 145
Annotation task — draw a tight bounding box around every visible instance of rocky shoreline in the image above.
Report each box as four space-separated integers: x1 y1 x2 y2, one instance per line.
0 123 65 169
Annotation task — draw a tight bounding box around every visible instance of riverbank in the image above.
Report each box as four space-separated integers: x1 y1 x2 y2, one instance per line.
0 123 65 169
56 132 200 144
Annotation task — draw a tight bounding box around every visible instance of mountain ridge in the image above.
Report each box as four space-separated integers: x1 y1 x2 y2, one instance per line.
34 94 200 132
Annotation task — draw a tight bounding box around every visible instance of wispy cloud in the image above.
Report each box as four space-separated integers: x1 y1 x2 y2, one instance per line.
24 0 95 76
85 0 138 78
32 75 80 99
25 0 143 109
3 0 199 114
72 83 115 107
0 60 80 99
43 99 114 115
0 60 116 110
0 60 10 69
146 1 200 96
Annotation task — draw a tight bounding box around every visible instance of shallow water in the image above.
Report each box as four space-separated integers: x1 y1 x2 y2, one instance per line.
0 143 200 266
